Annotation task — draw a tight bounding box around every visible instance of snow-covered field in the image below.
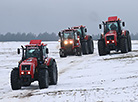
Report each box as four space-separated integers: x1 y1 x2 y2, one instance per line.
0 41 138 102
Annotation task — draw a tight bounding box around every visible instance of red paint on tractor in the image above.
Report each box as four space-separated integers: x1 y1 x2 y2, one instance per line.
105 30 117 46
108 16 118 22
46 58 52 66
19 57 37 78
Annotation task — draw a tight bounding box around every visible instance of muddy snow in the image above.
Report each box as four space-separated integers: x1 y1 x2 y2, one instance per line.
0 41 138 102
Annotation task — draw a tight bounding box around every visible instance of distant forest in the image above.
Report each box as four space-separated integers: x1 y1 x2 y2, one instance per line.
0 32 59 41
0 32 138 41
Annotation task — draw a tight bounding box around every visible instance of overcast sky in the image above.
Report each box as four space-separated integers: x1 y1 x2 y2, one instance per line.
0 0 138 35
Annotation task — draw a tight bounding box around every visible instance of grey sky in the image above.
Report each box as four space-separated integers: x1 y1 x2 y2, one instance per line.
0 0 138 35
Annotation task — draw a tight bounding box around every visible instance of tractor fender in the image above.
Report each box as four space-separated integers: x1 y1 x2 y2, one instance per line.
45 57 55 67
121 30 129 36
84 35 89 40
87 35 92 40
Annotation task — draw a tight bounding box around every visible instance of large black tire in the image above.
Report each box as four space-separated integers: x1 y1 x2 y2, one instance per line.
81 41 89 55
87 38 94 54
38 69 49 89
120 37 128 53
11 68 21 90
98 40 106 56
59 49 67 58
75 47 82 56
49 61 58 85
22 83 31 86
127 35 132 52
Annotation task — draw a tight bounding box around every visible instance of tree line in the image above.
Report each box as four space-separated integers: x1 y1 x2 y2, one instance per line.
0 32 138 41
0 32 59 41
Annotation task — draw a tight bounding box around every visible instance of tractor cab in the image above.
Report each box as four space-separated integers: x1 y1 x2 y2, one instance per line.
71 25 87 40
18 40 48 65
100 16 125 37
98 16 131 56
11 40 58 90
59 29 79 47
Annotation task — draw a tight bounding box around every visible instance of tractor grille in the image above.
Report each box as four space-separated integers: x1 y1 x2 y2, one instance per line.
65 44 72 52
21 65 31 71
106 35 114 40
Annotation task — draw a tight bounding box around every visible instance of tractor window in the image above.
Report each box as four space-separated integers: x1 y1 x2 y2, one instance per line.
105 22 118 33
74 32 78 40
43 46 47 57
63 31 74 39
25 47 41 59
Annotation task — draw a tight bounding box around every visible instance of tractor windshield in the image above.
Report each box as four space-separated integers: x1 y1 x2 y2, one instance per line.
63 31 74 39
25 47 41 59
105 22 118 33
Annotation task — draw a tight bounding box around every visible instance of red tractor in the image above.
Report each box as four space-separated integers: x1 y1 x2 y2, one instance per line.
10 40 58 90
58 25 94 57
98 16 131 56
71 25 94 55
58 29 82 57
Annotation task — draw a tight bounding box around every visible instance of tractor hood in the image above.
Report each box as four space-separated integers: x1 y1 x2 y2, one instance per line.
105 30 117 46
20 57 38 67
19 57 38 78
105 30 117 37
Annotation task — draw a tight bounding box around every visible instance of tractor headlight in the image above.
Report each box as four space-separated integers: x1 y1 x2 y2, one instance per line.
28 72 31 74
107 41 109 44
69 40 73 44
21 71 24 74
64 40 68 45
112 40 115 43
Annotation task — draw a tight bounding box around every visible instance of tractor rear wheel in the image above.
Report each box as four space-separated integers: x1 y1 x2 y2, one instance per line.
49 61 58 85
87 38 94 54
120 37 128 53
11 68 21 90
98 40 106 56
127 35 132 52
38 69 49 89
59 49 67 57
82 41 89 55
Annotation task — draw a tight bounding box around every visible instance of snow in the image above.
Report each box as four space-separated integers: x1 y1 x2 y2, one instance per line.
0 41 138 102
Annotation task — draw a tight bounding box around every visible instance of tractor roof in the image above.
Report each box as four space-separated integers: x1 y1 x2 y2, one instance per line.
71 25 86 29
62 29 77 32
25 40 47 47
107 16 121 22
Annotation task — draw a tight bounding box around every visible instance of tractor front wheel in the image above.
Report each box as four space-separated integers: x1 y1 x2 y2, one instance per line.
87 38 94 54
82 41 89 55
49 61 58 85
11 68 21 90
120 37 128 53
98 40 106 56
38 69 49 89
59 49 67 57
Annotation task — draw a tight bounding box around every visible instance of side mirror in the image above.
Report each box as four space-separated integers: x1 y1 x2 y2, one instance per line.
46 48 49 54
85 29 87 32
122 22 125 27
58 32 61 37
17 48 20 54
99 24 102 29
